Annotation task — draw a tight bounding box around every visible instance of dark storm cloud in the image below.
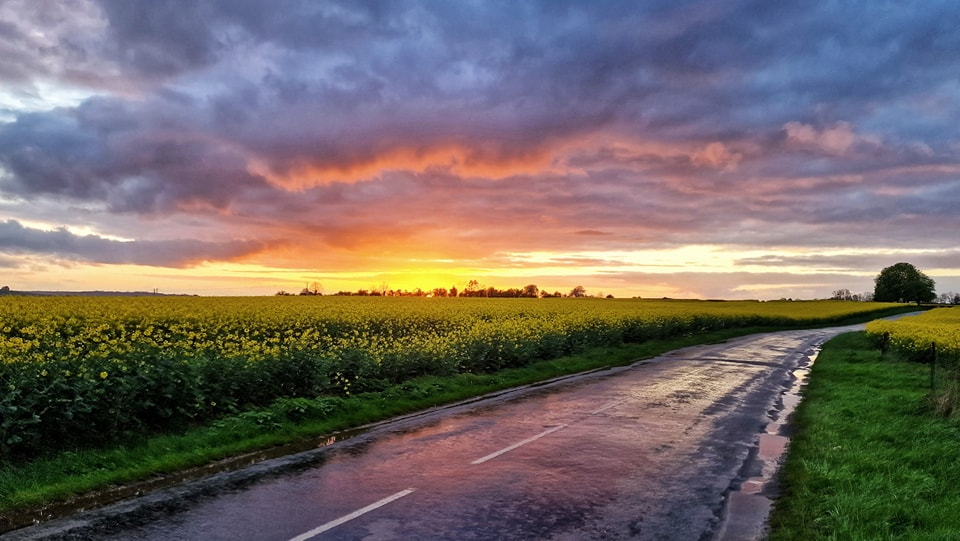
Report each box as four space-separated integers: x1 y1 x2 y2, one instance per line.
95 0 225 77
0 0 958 276
0 96 272 213
0 219 269 267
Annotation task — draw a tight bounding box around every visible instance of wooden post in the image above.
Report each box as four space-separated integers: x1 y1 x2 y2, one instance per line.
931 342 938 391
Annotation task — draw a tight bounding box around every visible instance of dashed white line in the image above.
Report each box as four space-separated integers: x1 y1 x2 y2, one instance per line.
589 400 623 415
287 488 416 541
470 424 567 465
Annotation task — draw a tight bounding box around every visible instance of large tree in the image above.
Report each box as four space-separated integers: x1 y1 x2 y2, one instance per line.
873 262 936 304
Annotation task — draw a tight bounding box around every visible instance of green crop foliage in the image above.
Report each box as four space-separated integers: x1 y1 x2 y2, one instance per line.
0 296 904 461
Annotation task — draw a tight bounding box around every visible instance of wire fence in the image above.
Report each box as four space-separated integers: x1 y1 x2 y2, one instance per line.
914 341 958 414
878 333 960 414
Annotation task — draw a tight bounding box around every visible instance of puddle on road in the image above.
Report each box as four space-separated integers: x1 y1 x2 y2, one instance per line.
757 434 788 469
714 347 820 541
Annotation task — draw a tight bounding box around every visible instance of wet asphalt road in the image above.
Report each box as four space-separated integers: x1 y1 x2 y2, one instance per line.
4 326 862 541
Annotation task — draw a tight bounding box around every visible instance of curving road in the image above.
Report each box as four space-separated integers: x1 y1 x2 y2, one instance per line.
5 325 866 541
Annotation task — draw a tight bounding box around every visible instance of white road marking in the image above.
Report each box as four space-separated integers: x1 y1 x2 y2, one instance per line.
470 424 567 465
589 400 623 415
287 488 416 541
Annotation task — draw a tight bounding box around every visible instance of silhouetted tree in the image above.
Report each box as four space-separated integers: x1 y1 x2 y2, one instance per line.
873 262 936 305
464 280 480 297
831 288 853 301
522 284 539 298
299 281 322 295
570 285 587 298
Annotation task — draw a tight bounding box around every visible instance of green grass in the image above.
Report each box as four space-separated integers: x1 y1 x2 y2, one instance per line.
769 332 960 540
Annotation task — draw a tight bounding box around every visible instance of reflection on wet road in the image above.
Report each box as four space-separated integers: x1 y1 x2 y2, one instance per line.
5 326 864 541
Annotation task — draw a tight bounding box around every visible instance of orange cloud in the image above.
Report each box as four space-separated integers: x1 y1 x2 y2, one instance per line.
247 131 710 191
249 143 564 190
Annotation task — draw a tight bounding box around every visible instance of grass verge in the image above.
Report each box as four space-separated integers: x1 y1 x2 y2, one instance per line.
768 332 960 540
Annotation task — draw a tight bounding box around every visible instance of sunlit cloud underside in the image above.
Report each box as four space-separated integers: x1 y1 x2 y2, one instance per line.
0 1 958 298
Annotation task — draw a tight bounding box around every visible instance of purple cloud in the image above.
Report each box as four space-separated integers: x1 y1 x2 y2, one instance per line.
0 0 957 295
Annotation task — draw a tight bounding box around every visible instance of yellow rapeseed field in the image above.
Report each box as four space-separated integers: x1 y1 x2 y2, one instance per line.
0 296 902 459
866 308 960 356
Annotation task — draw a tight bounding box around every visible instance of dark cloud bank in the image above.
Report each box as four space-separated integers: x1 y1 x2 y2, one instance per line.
0 0 957 293
0 219 267 267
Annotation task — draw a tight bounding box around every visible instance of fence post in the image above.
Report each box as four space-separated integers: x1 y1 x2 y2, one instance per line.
931 342 937 391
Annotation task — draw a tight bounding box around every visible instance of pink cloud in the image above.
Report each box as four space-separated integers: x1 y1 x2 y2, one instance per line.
691 142 742 171
782 121 879 155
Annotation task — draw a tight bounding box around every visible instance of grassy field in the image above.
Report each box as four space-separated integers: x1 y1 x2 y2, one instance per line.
768 332 960 540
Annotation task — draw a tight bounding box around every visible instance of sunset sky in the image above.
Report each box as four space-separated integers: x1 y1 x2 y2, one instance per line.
1 1 958 299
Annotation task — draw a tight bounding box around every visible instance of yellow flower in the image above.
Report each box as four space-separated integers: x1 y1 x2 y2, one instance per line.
100 371 108 379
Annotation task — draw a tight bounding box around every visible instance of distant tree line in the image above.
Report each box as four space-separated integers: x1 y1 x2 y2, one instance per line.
279 281 614 299
829 289 874 302
832 262 956 305
936 291 960 305
276 282 324 296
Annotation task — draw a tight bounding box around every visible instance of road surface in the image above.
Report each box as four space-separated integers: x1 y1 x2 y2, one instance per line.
5 325 863 540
